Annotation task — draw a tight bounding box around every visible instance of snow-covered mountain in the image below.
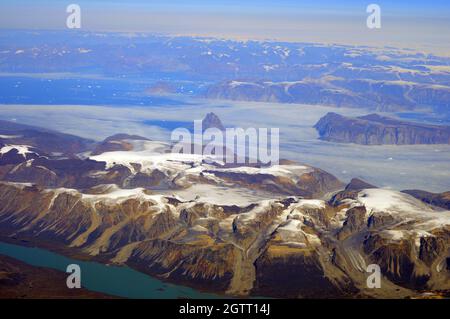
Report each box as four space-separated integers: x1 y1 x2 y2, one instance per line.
2 30 450 113
0 120 449 298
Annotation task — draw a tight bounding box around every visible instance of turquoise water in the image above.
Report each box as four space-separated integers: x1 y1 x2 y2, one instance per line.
0 241 219 299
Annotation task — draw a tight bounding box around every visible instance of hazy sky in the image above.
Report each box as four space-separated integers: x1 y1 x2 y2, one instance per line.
1 0 450 54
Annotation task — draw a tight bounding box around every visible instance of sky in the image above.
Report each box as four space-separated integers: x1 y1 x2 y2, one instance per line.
1 0 450 54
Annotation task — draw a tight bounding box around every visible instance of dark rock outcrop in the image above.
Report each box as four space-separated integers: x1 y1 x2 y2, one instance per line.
0 121 449 299
345 178 377 191
0 120 95 156
91 134 150 156
253 251 344 298
205 77 450 113
337 206 367 240
314 112 450 145
202 112 225 131
402 190 450 210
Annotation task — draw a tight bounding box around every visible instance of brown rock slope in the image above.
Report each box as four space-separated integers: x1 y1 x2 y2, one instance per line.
0 181 449 298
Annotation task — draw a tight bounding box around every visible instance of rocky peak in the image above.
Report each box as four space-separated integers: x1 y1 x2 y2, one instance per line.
202 112 225 131
345 178 377 191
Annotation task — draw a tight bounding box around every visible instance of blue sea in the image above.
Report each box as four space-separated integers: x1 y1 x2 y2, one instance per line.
0 75 192 107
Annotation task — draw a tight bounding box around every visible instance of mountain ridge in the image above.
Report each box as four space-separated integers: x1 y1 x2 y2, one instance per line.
314 112 450 145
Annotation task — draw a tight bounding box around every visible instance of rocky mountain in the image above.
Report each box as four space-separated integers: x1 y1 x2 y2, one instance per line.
0 146 341 199
0 180 448 298
205 78 450 112
314 112 450 145
205 79 372 108
2 31 450 113
344 178 377 191
1 119 341 196
0 121 449 298
91 134 150 156
402 190 450 210
0 120 95 156
202 112 225 131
